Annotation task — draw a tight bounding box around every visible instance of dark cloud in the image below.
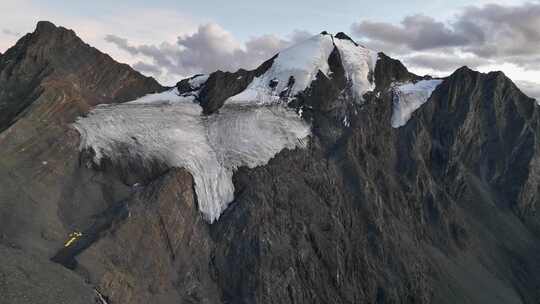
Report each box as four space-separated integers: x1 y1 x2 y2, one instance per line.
403 54 491 72
351 2 540 70
353 14 470 51
105 34 182 76
104 35 139 54
459 3 540 58
106 23 310 80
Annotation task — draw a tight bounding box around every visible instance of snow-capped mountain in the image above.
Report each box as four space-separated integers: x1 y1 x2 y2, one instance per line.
2 21 540 304
74 32 444 222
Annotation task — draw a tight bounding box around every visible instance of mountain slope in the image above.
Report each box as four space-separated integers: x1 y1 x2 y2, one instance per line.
1 22 540 304
0 21 162 131
0 21 164 304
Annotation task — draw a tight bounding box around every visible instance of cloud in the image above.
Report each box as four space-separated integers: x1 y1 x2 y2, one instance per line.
132 61 162 75
516 80 540 100
351 2 540 73
403 53 492 73
353 14 470 51
2 29 20 37
458 3 540 59
104 35 139 55
106 23 311 83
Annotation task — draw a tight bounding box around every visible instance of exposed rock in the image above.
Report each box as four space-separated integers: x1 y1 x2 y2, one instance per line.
0 21 165 304
76 168 220 304
374 52 421 90
196 55 276 114
0 20 163 131
0 245 97 304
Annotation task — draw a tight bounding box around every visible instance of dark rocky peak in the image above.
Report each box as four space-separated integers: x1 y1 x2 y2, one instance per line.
374 52 421 90
35 20 61 33
182 54 277 114
334 32 358 46
444 65 533 105
2 21 83 71
0 21 163 131
405 64 538 197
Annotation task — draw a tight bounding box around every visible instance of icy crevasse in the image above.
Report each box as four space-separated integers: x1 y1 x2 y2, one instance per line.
391 79 443 128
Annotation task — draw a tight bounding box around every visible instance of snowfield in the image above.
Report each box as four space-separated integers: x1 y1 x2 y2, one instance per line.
74 100 310 222
333 38 378 102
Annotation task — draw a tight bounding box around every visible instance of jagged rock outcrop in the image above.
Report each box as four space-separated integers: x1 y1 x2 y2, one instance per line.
194 56 276 114
1 22 540 304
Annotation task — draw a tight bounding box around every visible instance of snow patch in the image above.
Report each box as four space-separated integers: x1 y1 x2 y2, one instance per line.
188 74 209 90
333 38 378 102
74 101 310 223
227 34 335 105
391 79 443 128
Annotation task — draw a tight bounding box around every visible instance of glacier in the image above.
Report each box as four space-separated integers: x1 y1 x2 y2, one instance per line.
74 98 310 223
391 79 443 128
73 32 382 222
333 38 378 102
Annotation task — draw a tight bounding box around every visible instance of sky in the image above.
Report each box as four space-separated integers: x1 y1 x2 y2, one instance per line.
1 0 539 98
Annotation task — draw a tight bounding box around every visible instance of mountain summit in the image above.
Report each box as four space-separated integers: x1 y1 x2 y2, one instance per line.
1 22 540 304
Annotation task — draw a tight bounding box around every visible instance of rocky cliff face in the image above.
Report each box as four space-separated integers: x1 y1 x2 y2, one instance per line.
1 22 540 304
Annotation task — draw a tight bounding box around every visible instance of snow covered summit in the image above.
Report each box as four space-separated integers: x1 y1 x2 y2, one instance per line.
227 32 379 105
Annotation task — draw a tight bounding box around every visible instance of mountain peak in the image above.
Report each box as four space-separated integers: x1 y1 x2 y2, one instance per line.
35 20 59 33
199 32 377 109
0 21 163 131
32 20 78 42
334 32 358 46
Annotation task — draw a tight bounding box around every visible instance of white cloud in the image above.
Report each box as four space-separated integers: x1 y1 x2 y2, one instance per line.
105 23 312 84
